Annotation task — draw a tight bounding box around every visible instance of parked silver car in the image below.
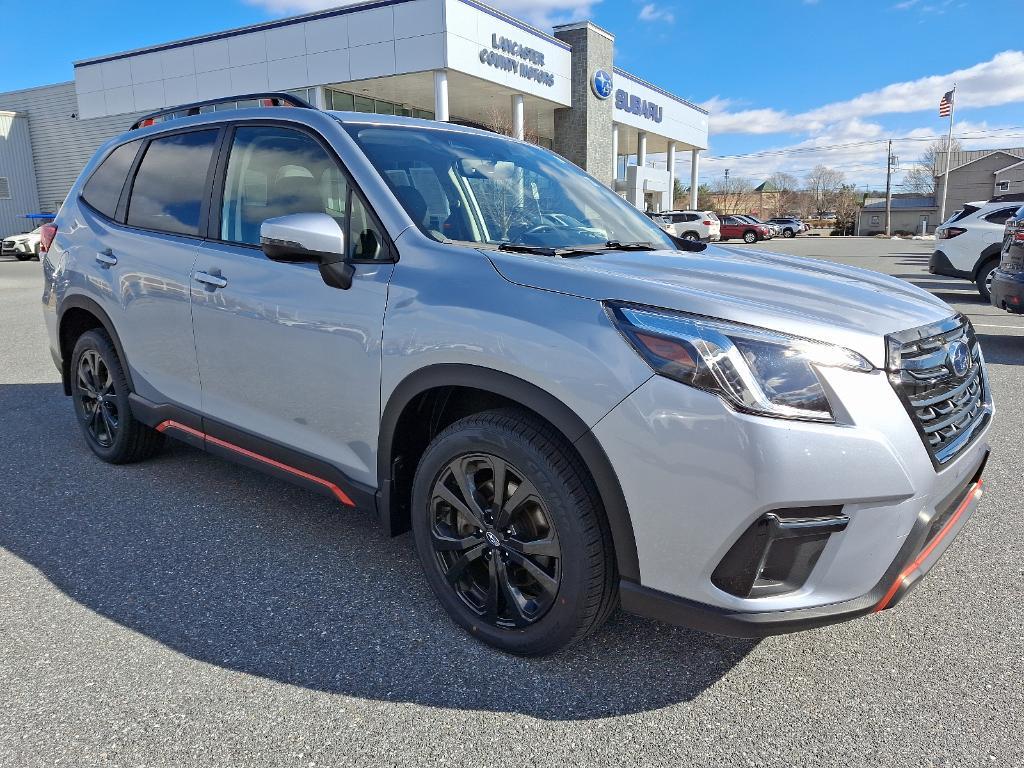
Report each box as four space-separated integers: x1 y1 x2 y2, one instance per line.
42 94 992 655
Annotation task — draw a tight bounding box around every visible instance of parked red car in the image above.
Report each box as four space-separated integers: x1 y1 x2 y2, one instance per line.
718 215 770 243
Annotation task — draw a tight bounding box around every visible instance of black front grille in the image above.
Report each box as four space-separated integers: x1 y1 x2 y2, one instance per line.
887 316 990 465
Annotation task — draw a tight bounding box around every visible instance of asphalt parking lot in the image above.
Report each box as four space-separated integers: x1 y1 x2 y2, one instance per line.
1 238 1022 767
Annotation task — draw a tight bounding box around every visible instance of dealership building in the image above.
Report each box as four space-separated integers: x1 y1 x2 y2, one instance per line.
0 0 709 234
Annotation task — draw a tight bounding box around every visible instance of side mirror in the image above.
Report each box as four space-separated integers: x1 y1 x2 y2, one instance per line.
260 213 355 290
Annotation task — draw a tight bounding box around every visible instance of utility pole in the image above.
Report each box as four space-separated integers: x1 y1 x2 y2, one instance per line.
884 140 895 237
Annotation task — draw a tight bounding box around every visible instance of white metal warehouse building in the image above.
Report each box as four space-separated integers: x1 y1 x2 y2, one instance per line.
0 0 709 233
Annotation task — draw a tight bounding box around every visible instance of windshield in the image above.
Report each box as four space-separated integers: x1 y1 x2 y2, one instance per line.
343 123 675 251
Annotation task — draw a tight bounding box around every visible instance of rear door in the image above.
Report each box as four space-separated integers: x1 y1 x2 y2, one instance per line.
189 122 394 488
78 127 221 412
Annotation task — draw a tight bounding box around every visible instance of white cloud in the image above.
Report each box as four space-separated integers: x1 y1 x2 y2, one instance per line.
638 3 675 23
699 118 1023 188
707 51 1024 136
244 0 599 29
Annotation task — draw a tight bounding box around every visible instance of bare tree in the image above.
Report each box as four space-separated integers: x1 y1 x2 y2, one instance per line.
901 137 963 195
804 165 846 214
833 185 860 235
710 175 755 214
768 171 802 216
481 104 543 146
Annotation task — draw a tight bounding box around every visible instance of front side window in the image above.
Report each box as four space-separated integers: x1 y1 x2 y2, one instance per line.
220 125 348 246
81 140 142 219
127 131 219 235
344 123 675 251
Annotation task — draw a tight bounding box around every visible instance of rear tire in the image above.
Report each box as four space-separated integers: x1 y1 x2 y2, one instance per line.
682 231 700 242
70 329 164 464
743 230 758 244
976 259 998 301
411 408 616 656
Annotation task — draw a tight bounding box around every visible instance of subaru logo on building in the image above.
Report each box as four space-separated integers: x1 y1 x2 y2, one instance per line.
591 69 613 100
948 340 972 377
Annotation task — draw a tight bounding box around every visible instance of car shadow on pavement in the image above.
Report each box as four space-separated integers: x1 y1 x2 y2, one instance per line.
0 383 756 721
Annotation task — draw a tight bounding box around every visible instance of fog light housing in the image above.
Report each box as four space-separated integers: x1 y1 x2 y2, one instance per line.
711 507 849 598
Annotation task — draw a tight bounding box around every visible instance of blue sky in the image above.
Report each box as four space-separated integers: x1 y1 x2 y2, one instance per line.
3 0 1022 188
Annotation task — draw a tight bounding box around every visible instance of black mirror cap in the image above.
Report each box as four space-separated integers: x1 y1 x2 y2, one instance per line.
670 234 707 252
319 260 355 290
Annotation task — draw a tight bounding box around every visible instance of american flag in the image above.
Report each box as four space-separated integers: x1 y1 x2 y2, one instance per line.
939 90 954 118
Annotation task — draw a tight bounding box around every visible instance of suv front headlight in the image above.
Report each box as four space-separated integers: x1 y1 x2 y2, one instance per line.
606 302 873 422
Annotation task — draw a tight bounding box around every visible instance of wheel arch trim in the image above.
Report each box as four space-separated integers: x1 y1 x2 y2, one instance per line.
57 294 134 396
378 363 641 580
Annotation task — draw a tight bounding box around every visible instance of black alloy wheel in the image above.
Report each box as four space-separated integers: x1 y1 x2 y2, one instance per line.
76 348 119 448
428 453 561 628
69 329 164 464
411 409 617 655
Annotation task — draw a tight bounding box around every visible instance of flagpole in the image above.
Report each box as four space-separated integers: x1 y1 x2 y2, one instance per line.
938 83 956 224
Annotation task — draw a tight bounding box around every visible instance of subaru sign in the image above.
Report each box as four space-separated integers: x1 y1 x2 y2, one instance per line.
591 69 613 100
615 89 663 123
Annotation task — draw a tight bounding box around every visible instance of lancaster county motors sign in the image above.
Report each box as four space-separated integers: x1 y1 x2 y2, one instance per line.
479 33 556 87
615 89 663 123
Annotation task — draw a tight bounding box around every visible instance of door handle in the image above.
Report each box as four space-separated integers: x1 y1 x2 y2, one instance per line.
95 249 117 267
194 271 228 289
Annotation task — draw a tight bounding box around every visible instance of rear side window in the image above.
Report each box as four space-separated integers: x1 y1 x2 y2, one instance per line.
127 130 219 236
81 140 142 219
984 207 1018 225
950 205 980 223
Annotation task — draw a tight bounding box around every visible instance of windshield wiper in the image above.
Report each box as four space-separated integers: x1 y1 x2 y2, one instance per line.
497 242 604 257
604 240 658 251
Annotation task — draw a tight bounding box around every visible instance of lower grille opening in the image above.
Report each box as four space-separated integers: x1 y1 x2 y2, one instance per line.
711 506 848 598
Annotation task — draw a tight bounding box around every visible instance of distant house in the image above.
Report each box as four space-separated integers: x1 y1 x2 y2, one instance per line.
935 146 1024 214
858 147 1024 235
858 195 936 236
709 180 779 218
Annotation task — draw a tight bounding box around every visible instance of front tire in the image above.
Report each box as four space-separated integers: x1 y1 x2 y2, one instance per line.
15 253 31 261
70 329 164 464
783 228 794 238
743 230 758 244
411 409 616 656
976 259 998 301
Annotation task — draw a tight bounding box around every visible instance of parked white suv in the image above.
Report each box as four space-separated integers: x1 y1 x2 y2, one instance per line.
931 195 1024 300
1 226 43 260
657 210 720 242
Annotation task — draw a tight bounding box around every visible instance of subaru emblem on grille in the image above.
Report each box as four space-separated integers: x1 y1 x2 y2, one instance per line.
948 340 971 377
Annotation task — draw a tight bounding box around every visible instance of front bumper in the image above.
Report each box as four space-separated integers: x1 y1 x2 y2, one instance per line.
595 367 992 637
930 249 972 280
990 268 1024 313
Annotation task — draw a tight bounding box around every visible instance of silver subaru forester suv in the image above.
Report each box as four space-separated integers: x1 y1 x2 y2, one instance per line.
41 95 992 655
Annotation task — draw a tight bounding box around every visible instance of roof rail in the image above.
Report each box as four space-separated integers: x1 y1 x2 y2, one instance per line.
987 192 1024 204
130 92 315 130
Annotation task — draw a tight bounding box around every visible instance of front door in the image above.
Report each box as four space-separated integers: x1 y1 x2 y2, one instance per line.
189 124 394 488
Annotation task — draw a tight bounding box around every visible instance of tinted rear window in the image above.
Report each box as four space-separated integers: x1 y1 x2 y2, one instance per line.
127 130 219 236
81 140 142 219
950 205 980 223
984 207 1018 225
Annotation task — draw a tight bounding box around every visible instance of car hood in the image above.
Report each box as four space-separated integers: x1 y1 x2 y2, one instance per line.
484 244 955 368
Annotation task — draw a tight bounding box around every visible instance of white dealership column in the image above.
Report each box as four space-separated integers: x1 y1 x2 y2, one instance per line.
611 123 619 186
433 70 449 122
511 94 524 140
690 150 700 210
666 142 677 210
637 131 647 167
